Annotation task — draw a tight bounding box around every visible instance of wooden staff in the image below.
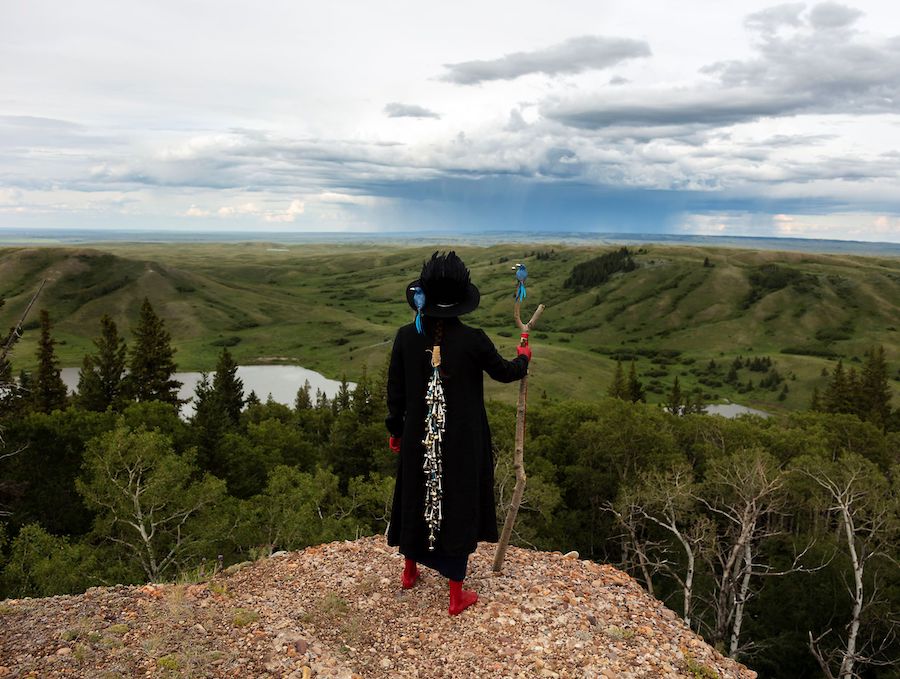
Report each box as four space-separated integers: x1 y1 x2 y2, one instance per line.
492 299 545 573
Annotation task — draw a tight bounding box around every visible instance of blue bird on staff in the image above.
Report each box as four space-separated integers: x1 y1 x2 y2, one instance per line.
512 263 527 302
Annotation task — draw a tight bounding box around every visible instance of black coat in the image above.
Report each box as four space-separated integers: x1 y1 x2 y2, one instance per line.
385 317 529 557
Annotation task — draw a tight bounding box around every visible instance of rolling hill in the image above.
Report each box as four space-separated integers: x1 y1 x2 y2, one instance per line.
1 242 898 411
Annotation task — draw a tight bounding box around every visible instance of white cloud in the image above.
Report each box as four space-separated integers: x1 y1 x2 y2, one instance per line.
2 1 900 239
264 199 305 222
217 202 259 217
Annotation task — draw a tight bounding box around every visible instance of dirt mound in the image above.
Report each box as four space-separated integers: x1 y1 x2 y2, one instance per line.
0 536 755 678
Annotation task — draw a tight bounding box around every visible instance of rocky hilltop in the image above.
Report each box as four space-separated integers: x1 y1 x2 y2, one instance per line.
0 536 755 678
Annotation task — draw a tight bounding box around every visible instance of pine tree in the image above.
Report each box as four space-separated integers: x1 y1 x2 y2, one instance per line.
666 376 683 416
32 309 68 413
294 380 312 412
824 360 854 414
333 375 351 414
627 360 645 403
726 358 740 384
607 361 628 399
191 373 227 473
684 387 705 414
846 367 863 417
809 385 822 411
94 315 128 410
859 346 892 428
77 315 128 411
128 298 182 405
76 354 104 410
246 390 261 407
212 348 243 425
351 365 374 422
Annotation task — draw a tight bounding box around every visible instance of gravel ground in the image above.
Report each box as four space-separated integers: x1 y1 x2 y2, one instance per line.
0 536 756 678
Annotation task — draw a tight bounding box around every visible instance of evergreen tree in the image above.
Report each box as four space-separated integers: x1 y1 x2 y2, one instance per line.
859 346 892 428
315 388 328 409
684 387 705 414
846 367 862 417
77 315 128 412
665 376 683 416
607 361 628 399
809 385 822 411
726 364 739 384
778 384 789 402
246 390 261 407
824 360 853 414
32 310 68 413
76 354 104 411
128 298 182 405
351 365 374 423
294 380 312 412
94 315 128 410
627 360 645 403
191 373 227 474
212 348 243 425
333 375 351 414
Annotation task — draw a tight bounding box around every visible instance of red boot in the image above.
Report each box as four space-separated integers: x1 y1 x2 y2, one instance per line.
401 558 419 589
448 580 478 615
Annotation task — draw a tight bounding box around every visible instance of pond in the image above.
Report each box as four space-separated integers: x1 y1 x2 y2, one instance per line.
704 402 771 418
60 365 354 416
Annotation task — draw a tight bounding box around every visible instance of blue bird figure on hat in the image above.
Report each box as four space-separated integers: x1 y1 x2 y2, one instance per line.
410 285 426 334
512 263 527 302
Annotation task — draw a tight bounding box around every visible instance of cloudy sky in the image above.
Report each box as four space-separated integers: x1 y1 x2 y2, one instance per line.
2 0 900 241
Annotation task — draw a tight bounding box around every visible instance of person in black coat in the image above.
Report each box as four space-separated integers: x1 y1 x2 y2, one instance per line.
385 251 531 615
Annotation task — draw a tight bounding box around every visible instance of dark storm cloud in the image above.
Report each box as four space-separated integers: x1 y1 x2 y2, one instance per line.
545 91 805 129
544 3 900 131
383 103 441 119
439 35 651 85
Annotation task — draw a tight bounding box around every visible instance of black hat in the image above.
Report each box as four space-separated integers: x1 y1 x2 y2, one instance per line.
406 251 480 318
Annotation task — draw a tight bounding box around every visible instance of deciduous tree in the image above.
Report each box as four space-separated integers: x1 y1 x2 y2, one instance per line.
795 453 899 679
76 424 226 581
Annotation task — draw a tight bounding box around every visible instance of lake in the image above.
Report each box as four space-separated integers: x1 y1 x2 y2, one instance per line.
704 402 771 418
60 365 354 416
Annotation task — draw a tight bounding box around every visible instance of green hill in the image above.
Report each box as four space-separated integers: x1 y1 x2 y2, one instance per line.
1 242 898 411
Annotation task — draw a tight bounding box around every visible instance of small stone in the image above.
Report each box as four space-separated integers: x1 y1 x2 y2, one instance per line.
193 623 206 634
56 647 71 656
294 639 308 654
563 551 579 559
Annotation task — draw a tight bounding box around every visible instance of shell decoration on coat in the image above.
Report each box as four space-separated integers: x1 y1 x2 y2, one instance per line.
422 344 445 550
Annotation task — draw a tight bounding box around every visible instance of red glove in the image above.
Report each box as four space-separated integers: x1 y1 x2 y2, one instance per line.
517 333 532 361
389 436 402 453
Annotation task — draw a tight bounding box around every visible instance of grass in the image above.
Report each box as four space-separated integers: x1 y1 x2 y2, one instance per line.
683 650 721 679
2 242 898 411
605 625 635 640
231 608 259 627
